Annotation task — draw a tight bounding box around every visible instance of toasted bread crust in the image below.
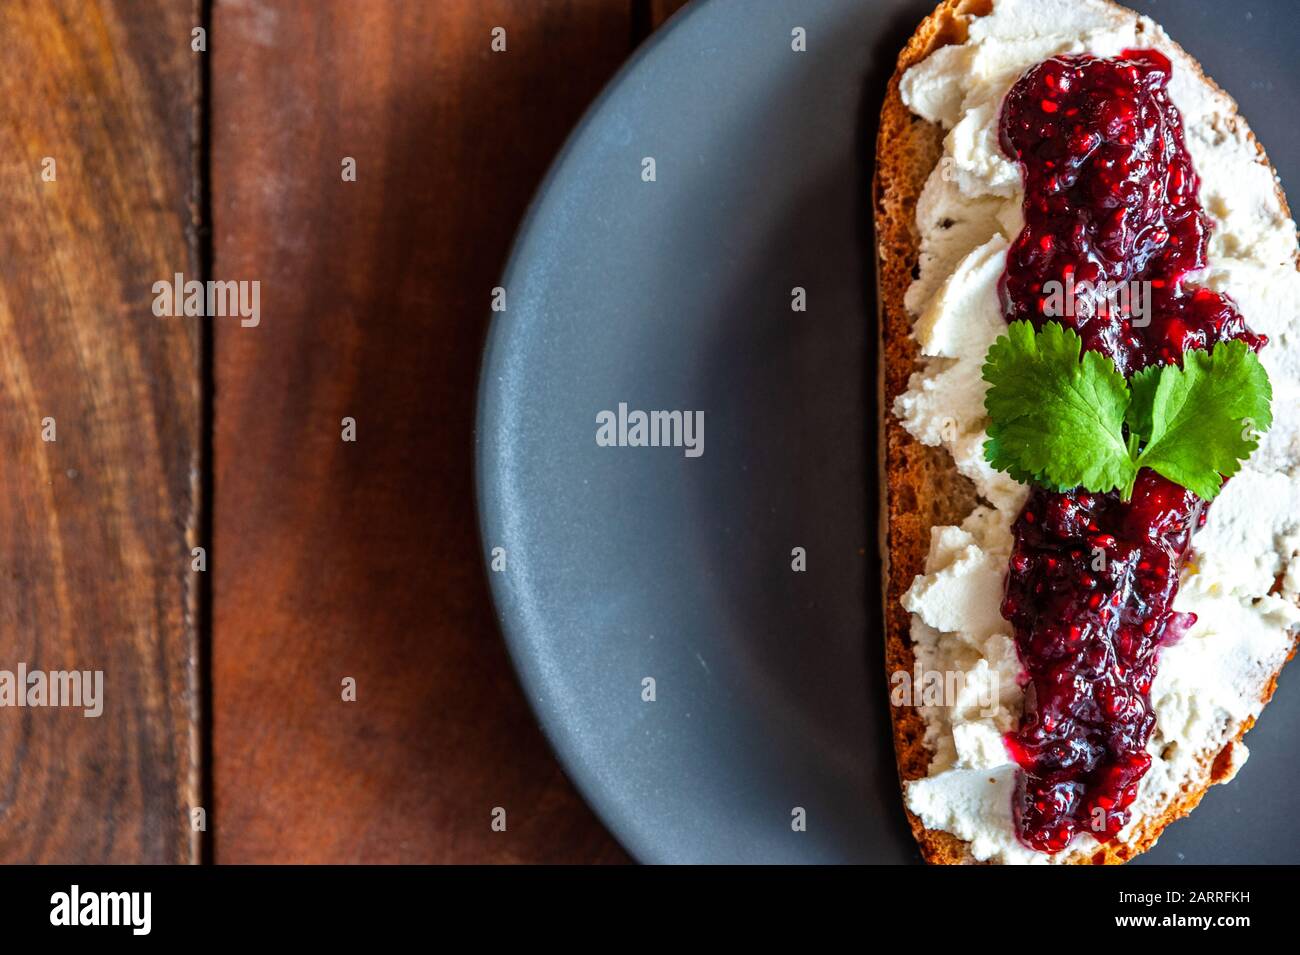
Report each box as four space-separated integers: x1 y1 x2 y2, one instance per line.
875 0 1298 865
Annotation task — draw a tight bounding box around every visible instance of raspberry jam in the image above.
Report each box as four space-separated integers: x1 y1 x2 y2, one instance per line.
996 50 1266 852
1000 50 1264 376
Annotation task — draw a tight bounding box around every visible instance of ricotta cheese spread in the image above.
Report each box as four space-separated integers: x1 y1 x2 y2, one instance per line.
894 0 1300 863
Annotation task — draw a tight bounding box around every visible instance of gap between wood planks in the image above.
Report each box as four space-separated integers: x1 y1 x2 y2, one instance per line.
632 0 693 45
195 0 215 867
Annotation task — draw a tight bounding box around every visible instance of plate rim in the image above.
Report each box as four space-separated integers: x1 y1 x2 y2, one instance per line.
472 0 714 865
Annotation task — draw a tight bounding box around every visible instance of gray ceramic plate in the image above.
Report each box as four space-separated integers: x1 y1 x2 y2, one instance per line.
476 0 1300 863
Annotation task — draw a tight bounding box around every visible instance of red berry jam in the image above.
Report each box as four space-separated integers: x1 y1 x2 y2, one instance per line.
996 50 1266 852
1000 50 1265 376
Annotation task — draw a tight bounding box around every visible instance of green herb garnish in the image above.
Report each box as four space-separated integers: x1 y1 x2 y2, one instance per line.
982 321 1272 501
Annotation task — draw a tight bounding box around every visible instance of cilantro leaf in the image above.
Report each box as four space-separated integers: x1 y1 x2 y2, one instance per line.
982 321 1136 494
1124 363 1161 442
1131 340 1273 500
980 324 1272 502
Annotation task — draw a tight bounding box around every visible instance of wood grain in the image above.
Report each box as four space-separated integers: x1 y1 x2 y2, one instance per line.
210 0 634 863
0 0 201 863
649 0 692 29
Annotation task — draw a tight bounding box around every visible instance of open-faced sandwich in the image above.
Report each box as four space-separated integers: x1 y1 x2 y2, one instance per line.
876 0 1300 863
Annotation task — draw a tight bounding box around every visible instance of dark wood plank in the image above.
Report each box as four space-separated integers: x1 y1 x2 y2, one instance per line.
211 0 632 863
0 0 202 863
650 0 692 28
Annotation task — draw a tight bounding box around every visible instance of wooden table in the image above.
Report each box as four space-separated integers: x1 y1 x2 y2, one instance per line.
0 0 687 865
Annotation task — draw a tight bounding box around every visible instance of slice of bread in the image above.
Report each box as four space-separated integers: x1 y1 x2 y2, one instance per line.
875 0 1299 864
